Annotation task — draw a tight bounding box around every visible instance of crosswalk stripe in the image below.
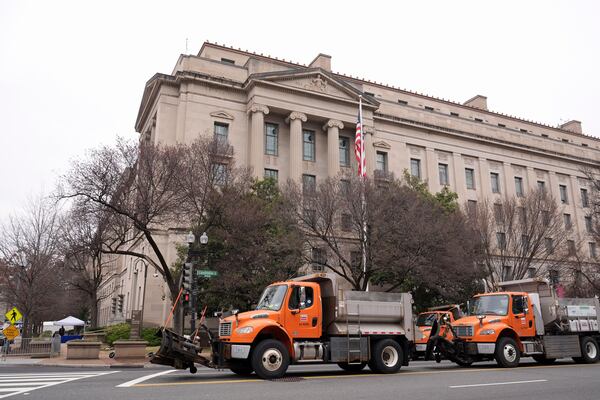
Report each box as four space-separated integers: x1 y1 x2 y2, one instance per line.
0 371 118 399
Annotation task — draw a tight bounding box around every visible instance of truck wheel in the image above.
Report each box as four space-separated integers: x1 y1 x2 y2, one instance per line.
229 360 254 376
532 355 556 364
573 337 600 364
337 362 367 372
495 337 520 368
368 339 403 373
251 339 289 379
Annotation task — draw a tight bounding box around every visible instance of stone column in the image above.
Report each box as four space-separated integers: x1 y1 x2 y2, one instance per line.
247 103 269 178
526 166 537 193
569 175 583 235
364 126 375 178
426 147 438 193
452 153 467 201
503 162 514 197
285 112 307 182
323 119 344 177
478 157 491 200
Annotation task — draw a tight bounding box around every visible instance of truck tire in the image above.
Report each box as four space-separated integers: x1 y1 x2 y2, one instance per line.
368 339 403 373
337 362 367 372
250 339 290 379
573 336 600 364
495 337 520 368
532 355 556 365
229 360 254 376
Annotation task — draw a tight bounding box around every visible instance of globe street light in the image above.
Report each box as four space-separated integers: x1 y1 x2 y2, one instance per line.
200 232 208 245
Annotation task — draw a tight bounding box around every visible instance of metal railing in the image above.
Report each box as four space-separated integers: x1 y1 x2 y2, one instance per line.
0 336 61 359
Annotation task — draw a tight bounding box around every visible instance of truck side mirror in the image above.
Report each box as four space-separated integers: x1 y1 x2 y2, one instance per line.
299 286 306 308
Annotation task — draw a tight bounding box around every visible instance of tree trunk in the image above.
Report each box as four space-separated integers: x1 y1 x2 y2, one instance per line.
90 292 99 328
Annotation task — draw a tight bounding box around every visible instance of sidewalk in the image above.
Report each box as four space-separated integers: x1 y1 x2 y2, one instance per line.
0 344 161 369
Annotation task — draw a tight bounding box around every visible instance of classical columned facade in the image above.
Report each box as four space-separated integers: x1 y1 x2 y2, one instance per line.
105 41 600 327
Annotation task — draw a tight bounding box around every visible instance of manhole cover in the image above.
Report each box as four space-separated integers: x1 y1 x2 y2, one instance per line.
269 376 305 382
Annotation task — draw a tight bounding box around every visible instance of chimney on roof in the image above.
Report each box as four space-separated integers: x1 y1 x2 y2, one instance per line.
559 120 582 134
464 95 488 110
309 53 331 71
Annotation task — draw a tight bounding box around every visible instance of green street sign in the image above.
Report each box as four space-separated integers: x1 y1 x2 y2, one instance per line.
197 270 218 278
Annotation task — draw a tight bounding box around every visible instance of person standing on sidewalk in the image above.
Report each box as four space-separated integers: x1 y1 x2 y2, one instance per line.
58 326 65 336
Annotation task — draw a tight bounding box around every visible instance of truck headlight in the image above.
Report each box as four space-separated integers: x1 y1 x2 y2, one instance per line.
480 329 495 335
235 326 254 334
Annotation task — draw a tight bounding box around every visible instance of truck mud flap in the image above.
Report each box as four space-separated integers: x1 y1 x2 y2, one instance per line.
150 329 213 369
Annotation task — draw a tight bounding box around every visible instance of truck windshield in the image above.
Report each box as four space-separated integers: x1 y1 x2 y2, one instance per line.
416 313 438 327
256 285 288 311
472 295 509 316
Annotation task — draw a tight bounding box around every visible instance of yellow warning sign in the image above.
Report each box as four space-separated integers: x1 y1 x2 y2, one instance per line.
5 307 22 324
2 325 19 341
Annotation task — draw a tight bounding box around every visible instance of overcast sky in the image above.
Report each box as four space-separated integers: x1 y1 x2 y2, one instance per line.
1 0 599 220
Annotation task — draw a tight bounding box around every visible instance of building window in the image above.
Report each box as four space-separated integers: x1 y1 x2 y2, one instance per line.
311 248 326 272
541 134 549 138
264 168 278 181
590 242 597 259
376 152 388 173
303 208 316 225
438 163 449 186
450 112 459 117
502 265 512 280
542 210 550 226
498 123 506 128
410 158 421 179
212 163 227 185
425 106 434 111
581 188 589 208
467 200 477 217
497 232 506 250
475 118 484 123
341 213 352 232
303 130 315 161
221 57 235 64
494 203 503 222
339 137 350 166
545 237 554 254
214 122 229 143
465 168 475 190
537 181 545 191
514 177 524 197
340 179 350 195
491 172 501 193
585 216 593 233
559 184 568 204
567 240 576 256
302 174 316 194
562 139 569 143
564 213 572 230
520 128 528 133
265 123 278 155
350 251 361 268
527 268 536 278
398 99 408 105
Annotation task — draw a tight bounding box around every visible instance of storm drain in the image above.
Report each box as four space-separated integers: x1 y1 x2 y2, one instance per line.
269 376 306 382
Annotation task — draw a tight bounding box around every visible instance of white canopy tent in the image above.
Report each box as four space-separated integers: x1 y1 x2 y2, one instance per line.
53 316 86 334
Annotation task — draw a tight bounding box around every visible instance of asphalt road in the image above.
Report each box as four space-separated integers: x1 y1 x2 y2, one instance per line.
1 358 599 400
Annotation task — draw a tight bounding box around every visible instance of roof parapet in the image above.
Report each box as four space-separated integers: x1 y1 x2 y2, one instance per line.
463 95 488 110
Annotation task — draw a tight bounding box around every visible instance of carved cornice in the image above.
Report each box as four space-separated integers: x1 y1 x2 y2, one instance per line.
285 111 307 124
247 103 270 115
322 119 344 131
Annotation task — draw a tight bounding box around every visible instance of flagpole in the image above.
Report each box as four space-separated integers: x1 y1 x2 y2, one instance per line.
359 96 368 292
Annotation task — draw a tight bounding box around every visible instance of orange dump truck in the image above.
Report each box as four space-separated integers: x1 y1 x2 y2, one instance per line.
413 305 461 359
427 278 600 367
151 273 414 379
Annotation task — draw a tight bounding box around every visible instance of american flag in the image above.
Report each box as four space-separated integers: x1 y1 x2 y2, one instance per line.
355 97 366 177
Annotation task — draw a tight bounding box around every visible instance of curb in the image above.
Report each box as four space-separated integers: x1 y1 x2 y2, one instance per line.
1 361 161 369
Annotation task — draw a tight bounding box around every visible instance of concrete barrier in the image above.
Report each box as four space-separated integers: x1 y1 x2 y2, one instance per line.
66 340 101 359
83 332 106 343
113 340 148 359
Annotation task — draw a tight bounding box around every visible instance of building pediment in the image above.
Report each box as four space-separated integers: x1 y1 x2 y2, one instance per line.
373 140 391 150
210 110 235 120
246 69 379 108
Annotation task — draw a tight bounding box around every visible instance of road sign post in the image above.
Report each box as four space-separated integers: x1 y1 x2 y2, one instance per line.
197 270 218 278
2 325 19 341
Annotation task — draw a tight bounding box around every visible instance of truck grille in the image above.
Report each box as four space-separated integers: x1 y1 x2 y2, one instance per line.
219 322 232 337
454 325 474 337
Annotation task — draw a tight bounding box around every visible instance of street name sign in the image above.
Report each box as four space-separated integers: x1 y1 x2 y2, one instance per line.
2 324 19 341
5 307 22 324
198 270 218 278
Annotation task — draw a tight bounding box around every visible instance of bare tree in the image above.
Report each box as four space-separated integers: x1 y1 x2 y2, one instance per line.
0 196 67 336
468 188 570 289
282 175 481 300
59 136 243 332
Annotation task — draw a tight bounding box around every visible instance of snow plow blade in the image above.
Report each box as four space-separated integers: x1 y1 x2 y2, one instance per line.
150 328 213 370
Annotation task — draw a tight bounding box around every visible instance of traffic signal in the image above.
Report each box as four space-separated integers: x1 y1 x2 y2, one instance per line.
182 262 193 291
111 298 117 314
117 295 124 313
182 291 191 310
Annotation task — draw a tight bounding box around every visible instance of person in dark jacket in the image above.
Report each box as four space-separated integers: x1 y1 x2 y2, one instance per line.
58 326 65 336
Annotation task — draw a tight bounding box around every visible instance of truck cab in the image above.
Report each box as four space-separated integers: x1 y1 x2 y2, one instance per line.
414 305 461 359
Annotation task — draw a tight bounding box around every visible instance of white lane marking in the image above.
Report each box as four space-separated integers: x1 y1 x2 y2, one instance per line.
116 370 177 388
0 371 118 399
450 379 548 388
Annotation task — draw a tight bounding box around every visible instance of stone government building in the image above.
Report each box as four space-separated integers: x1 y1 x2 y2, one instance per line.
97 41 600 327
